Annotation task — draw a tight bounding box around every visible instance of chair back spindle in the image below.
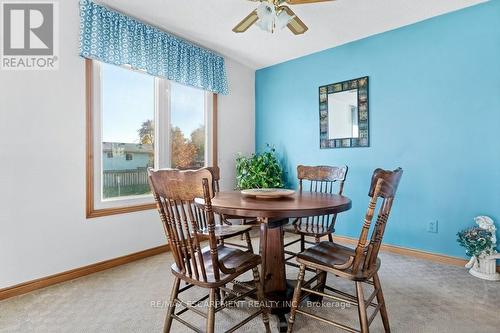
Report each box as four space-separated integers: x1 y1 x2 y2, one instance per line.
148 168 218 283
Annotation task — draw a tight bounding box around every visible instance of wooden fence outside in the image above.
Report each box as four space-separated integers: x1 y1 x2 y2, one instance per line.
103 168 149 188
103 163 205 189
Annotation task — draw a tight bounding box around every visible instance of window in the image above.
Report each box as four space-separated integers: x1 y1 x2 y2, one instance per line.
170 82 207 169
86 60 216 217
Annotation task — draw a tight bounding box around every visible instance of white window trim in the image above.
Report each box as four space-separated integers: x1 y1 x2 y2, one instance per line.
91 61 212 210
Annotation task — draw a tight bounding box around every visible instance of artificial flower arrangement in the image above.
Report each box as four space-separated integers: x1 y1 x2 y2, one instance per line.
457 227 494 260
457 216 500 281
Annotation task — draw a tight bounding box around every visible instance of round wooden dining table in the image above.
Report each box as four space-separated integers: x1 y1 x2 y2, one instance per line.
210 191 352 331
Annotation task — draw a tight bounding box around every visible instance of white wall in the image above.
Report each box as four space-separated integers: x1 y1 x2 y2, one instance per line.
0 0 255 288
218 58 255 191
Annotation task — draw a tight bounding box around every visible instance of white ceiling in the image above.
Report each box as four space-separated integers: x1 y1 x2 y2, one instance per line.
97 0 486 69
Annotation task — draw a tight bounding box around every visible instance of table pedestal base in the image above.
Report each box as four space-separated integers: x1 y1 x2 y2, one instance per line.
259 219 295 332
266 280 296 332
233 279 295 332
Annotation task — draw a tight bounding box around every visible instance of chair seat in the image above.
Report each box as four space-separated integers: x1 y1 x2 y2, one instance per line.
199 225 253 239
283 218 334 237
297 241 380 280
172 244 261 286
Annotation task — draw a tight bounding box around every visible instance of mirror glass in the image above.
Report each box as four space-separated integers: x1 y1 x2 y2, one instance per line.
328 89 359 140
319 77 369 149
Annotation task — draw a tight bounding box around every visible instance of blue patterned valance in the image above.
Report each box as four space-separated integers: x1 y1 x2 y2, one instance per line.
79 0 228 95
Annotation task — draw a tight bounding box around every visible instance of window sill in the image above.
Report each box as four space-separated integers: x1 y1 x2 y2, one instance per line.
86 203 156 219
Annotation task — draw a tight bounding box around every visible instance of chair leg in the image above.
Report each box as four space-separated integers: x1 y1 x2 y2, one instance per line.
240 218 247 240
287 264 306 333
315 270 327 300
245 231 254 253
328 233 333 242
373 273 391 332
356 281 369 333
312 236 326 302
163 277 180 333
300 235 305 252
216 287 225 302
252 267 271 332
206 288 217 333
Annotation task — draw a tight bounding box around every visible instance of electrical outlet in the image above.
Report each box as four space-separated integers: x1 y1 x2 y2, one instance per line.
428 220 438 233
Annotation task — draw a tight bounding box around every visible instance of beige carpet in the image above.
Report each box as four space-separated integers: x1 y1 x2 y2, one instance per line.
1 235 499 333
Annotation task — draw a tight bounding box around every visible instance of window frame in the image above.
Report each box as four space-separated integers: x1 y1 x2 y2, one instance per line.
85 59 218 218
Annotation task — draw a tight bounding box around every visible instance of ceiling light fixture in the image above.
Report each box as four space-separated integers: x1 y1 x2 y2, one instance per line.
233 0 335 35
255 2 294 33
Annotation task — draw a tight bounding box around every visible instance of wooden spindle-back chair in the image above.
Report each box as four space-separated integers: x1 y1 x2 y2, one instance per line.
148 168 270 333
287 168 403 333
284 165 348 269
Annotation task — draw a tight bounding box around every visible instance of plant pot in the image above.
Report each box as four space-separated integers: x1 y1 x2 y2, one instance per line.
468 254 500 281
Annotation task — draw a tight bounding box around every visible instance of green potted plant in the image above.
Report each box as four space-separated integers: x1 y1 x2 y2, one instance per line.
235 144 284 190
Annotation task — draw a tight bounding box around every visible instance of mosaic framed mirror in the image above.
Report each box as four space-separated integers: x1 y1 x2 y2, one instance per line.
319 76 369 149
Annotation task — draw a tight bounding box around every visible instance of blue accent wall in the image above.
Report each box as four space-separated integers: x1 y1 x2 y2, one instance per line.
255 1 500 258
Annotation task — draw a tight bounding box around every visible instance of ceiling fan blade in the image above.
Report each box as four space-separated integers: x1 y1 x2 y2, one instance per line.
281 6 308 35
285 0 335 4
232 10 259 33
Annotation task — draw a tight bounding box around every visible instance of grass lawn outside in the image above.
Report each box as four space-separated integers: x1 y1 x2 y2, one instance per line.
103 184 151 199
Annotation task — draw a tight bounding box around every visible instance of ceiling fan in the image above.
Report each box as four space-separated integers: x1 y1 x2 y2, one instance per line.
233 0 334 35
